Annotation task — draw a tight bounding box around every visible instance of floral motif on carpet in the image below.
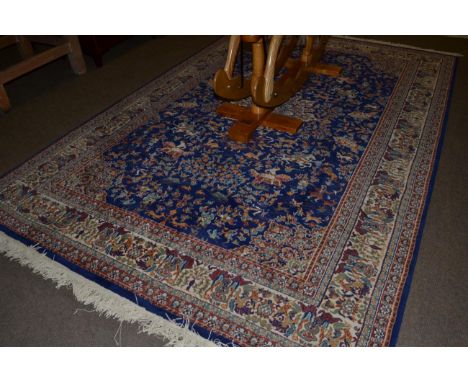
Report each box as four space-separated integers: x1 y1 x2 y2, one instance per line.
0 37 455 346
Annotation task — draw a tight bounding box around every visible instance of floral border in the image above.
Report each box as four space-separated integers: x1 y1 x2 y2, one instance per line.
0 37 455 346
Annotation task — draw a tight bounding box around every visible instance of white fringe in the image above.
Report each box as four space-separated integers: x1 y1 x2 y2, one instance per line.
335 36 464 57
0 231 218 347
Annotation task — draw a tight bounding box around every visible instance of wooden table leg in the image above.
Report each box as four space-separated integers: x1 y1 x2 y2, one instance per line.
250 37 265 116
16 36 34 59
64 36 87 75
0 84 11 113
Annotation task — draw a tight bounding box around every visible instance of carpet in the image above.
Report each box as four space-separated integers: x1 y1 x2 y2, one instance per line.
0 37 456 346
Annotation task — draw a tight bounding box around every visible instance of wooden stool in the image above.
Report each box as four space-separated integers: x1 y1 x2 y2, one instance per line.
0 36 86 112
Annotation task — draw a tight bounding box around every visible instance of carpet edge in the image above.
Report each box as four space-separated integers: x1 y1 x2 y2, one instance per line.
388 55 459 346
0 231 218 347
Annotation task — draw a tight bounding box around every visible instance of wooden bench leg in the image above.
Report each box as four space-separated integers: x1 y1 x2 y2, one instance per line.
0 84 11 113
64 36 87 75
0 36 86 111
16 36 34 59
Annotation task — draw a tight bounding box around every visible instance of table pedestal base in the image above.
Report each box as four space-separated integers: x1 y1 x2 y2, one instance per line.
217 103 302 143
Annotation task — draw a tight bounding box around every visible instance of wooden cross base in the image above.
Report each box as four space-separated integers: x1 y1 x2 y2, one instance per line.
217 103 302 143
306 63 342 77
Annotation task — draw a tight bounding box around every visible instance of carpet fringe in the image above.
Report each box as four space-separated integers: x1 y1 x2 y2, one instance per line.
336 36 464 57
0 231 217 347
